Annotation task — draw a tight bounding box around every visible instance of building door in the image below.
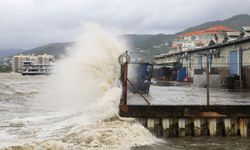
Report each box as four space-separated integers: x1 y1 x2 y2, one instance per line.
229 51 238 75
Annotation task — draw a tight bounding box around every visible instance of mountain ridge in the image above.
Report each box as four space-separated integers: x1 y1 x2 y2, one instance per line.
178 14 250 34
0 49 24 58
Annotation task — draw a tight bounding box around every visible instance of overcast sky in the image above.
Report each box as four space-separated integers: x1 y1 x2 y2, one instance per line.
1 0 250 49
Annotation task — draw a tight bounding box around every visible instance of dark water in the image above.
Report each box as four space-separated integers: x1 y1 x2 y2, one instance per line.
134 137 250 150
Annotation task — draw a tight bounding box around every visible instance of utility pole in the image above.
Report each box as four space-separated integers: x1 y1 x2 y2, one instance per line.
206 54 210 106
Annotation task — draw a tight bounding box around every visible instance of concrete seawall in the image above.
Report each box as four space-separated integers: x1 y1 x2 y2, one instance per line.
120 105 250 137
137 117 249 137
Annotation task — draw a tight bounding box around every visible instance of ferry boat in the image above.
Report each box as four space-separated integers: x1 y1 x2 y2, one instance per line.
20 61 53 75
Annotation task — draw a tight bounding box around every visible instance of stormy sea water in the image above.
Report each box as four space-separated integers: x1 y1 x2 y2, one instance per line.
2 24 250 150
0 24 158 149
0 73 157 150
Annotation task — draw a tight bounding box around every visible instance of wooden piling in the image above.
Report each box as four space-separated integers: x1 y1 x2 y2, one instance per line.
178 118 185 137
224 118 232 136
239 118 248 137
209 118 217 136
194 118 201 136
162 118 170 138
147 118 154 133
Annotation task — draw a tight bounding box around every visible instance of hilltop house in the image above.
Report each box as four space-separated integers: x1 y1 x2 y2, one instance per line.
171 25 236 52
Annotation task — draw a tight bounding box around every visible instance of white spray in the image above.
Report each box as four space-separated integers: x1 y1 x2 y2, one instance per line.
37 23 124 121
2 23 159 150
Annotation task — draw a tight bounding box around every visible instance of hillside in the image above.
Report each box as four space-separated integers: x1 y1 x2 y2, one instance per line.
21 42 73 59
125 34 175 49
179 14 250 34
122 34 175 61
0 49 24 58
121 34 154 48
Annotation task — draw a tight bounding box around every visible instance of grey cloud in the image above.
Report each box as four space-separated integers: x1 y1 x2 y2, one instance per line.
0 0 250 49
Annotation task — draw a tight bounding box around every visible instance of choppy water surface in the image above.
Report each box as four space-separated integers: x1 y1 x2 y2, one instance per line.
0 73 157 150
135 137 250 150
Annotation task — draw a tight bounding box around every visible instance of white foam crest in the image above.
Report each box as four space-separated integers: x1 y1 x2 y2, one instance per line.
3 120 159 150
61 120 159 150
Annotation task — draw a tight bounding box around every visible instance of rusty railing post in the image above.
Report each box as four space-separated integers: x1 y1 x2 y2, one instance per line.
119 51 129 106
123 62 128 105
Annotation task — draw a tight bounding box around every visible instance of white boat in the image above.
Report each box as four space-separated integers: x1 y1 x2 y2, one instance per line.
20 61 53 75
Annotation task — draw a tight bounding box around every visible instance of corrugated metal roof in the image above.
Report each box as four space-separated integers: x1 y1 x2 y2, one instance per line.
225 31 240 37
242 26 250 32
